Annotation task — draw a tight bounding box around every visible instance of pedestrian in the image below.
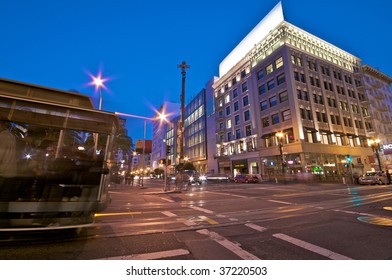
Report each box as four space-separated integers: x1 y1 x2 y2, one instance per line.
386 170 391 184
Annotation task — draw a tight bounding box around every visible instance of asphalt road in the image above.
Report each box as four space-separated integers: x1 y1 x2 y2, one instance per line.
1 179 392 260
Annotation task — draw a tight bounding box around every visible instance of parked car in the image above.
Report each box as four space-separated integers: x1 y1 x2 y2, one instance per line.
204 173 231 182
234 174 259 183
358 171 388 185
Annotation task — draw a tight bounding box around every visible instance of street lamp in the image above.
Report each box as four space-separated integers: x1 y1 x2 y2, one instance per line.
276 132 285 174
89 71 108 110
368 138 382 171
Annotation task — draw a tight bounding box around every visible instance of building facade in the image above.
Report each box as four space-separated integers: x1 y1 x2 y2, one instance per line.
359 65 392 170
212 2 388 180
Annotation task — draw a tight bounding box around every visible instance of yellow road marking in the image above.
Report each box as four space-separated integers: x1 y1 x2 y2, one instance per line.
383 206 392 211
357 216 392 226
198 215 219 225
95 212 142 217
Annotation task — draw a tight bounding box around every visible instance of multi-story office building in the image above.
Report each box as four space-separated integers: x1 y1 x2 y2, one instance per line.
183 88 207 173
212 2 390 179
164 81 213 175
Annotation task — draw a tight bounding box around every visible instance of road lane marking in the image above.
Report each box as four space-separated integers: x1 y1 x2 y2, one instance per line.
357 216 392 226
268 199 293 205
245 223 267 232
198 215 219 225
197 229 260 260
189 206 214 214
161 211 177 217
273 233 352 260
94 211 142 217
161 197 175 203
206 191 249 198
334 209 378 217
98 249 190 260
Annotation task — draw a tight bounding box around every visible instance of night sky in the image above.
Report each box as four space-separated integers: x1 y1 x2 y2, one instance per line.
1 0 391 141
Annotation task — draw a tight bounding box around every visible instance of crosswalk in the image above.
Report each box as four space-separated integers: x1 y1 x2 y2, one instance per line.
95 201 356 260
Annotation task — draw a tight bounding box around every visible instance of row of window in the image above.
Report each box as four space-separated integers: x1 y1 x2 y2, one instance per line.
258 73 286 94
292 54 360 87
260 91 288 111
297 88 370 116
300 107 368 129
262 109 291 127
257 56 284 80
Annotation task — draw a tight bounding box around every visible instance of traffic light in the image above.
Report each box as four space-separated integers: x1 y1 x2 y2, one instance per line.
166 145 171 155
345 154 352 163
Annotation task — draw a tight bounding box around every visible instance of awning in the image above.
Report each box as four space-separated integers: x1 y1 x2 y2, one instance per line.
319 130 332 135
303 127 318 132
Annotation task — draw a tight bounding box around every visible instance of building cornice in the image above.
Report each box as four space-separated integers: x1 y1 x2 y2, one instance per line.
361 64 392 84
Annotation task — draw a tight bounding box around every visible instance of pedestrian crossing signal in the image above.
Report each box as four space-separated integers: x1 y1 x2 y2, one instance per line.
345 154 352 163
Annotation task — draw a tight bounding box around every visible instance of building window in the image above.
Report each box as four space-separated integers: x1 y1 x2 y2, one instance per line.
279 91 288 102
226 119 232 128
267 79 275 90
243 95 249 106
232 77 237 86
236 129 241 139
244 110 250 121
277 73 285 85
269 96 278 107
242 82 248 92
266 63 273 75
258 84 266 95
275 56 283 69
260 100 268 111
257 69 265 80
225 94 230 104
235 115 240 125
245 125 252 136
241 70 246 78
271 113 279 124
234 101 239 111
282 109 291 121
226 106 231 116
227 132 233 141
233 88 238 98
262 117 269 127
327 97 337 108
307 60 317 71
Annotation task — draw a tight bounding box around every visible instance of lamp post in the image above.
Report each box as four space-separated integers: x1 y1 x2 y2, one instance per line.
177 61 190 165
89 72 107 157
276 132 285 174
369 138 382 171
115 111 167 188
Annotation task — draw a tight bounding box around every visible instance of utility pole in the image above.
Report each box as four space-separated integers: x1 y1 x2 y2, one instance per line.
177 61 190 164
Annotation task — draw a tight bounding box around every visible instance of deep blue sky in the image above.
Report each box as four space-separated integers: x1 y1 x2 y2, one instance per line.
1 0 391 141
